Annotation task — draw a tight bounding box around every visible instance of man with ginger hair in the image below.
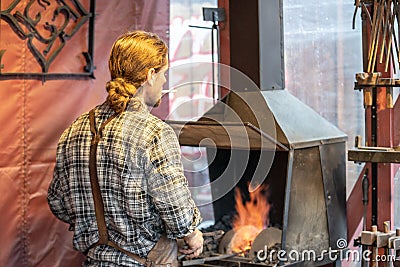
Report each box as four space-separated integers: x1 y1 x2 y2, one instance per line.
48 31 203 266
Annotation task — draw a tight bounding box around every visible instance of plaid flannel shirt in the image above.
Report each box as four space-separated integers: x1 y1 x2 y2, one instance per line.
48 100 202 266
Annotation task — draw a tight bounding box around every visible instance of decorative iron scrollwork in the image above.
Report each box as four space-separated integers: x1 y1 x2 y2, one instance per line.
0 0 95 81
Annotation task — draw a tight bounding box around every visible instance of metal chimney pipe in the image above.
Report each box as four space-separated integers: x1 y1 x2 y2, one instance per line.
258 0 285 90
219 0 285 91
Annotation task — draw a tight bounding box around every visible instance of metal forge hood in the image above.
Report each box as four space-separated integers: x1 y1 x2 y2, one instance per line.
165 88 348 261
166 89 347 151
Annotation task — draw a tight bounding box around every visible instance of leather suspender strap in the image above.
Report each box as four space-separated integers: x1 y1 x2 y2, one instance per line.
88 109 149 266
88 109 109 245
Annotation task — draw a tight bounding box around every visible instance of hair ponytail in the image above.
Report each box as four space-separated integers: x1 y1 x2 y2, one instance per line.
106 31 168 113
106 78 141 114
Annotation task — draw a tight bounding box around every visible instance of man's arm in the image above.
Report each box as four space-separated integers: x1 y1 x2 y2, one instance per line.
47 133 72 225
145 124 202 238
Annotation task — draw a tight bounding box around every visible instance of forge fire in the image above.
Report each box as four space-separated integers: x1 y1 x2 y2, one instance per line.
230 185 270 255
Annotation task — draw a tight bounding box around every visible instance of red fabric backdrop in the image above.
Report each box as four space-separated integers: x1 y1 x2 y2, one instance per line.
0 1 169 266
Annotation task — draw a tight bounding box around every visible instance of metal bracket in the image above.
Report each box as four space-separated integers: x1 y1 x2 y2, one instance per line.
0 0 96 82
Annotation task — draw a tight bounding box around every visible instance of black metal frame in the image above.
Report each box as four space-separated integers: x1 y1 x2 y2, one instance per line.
0 0 96 82
188 7 225 102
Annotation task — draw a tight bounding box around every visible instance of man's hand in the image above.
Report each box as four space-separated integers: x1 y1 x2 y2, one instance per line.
179 228 204 259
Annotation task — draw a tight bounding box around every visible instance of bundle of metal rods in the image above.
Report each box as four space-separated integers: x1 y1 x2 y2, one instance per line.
354 0 400 73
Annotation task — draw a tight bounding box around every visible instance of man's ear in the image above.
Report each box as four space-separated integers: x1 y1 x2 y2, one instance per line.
146 68 156 86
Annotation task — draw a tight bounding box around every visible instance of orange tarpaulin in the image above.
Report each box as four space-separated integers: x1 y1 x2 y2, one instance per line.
0 1 169 266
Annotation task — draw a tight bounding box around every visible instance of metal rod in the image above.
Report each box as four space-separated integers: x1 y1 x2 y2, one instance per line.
353 0 361 30
281 149 294 253
371 87 378 226
188 25 213 30
388 0 400 71
216 23 221 100
379 0 390 64
371 0 385 72
211 22 216 104
385 0 396 71
361 168 369 267
394 0 400 66
367 0 380 72
0 72 94 80
396 0 400 66
188 20 220 103
85 0 96 77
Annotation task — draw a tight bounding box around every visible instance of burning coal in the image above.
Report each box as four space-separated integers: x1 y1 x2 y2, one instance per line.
230 185 270 254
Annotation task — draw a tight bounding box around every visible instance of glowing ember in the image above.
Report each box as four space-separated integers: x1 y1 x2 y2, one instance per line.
230 225 260 254
231 185 270 254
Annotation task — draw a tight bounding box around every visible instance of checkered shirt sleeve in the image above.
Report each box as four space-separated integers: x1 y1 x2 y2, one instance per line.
145 122 201 238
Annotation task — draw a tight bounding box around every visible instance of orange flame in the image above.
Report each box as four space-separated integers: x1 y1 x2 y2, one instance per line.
231 185 270 254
